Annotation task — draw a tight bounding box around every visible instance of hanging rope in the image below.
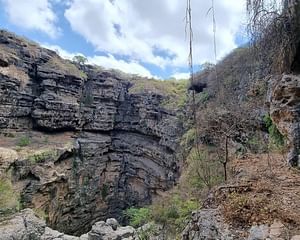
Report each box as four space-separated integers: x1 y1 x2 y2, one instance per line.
185 0 219 147
185 0 196 125
186 0 194 85
211 0 218 86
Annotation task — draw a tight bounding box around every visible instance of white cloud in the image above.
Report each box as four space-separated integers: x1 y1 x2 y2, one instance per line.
42 44 79 59
64 0 246 68
43 44 154 78
2 0 60 38
171 72 190 80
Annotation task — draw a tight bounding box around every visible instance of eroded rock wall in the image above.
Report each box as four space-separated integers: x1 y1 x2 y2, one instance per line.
0 30 183 235
268 74 300 166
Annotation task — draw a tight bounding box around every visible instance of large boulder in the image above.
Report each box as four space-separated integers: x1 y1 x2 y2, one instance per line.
182 209 236 240
0 209 46 240
0 209 135 240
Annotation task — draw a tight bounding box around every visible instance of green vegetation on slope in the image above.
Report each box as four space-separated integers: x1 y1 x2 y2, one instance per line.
0 177 19 213
129 78 188 109
125 194 199 238
27 149 58 164
263 114 285 150
45 56 87 79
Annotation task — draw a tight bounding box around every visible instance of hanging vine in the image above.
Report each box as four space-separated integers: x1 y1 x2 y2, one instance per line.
211 0 218 84
185 0 196 126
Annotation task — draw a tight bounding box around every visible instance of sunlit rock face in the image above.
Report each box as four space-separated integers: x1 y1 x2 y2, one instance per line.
0 30 182 235
269 74 300 167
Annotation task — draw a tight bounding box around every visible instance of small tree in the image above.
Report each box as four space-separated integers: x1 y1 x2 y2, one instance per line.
187 147 222 189
72 55 88 65
196 105 253 182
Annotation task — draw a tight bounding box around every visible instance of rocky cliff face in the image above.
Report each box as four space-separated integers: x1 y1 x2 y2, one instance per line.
268 74 300 167
0 30 183 235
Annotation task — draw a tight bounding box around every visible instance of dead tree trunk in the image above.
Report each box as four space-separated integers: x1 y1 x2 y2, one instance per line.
223 135 229 182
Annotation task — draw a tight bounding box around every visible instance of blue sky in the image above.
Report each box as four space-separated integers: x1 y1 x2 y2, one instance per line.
0 0 247 79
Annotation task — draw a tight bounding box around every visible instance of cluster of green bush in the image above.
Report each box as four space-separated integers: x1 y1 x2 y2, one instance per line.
195 91 210 104
186 147 224 190
17 135 31 147
246 114 285 153
124 194 198 238
263 114 285 150
27 149 58 164
180 128 196 148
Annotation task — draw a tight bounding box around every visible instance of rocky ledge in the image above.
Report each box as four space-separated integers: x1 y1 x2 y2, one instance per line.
182 208 300 240
0 30 183 235
0 208 137 240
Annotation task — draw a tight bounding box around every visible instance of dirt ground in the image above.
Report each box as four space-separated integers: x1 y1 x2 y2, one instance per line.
219 152 300 236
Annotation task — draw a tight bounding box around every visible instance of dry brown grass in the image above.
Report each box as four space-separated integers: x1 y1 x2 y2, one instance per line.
219 153 300 231
0 45 20 67
0 66 29 89
45 56 87 78
0 177 19 211
223 191 279 227
129 78 188 109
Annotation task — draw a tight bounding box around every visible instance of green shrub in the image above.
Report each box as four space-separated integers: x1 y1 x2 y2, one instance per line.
72 55 88 65
151 195 198 233
27 150 57 164
124 207 151 228
186 148 223 189
196 91 210 104
180 128 196 148
263 114 285 149
80 71 87 79
125 196 198 238
17 136 31 147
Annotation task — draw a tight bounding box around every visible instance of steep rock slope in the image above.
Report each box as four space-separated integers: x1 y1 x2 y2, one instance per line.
0 30 183 235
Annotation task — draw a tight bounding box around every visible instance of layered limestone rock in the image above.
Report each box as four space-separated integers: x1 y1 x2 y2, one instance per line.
268 74 300 166
0 30 183 235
